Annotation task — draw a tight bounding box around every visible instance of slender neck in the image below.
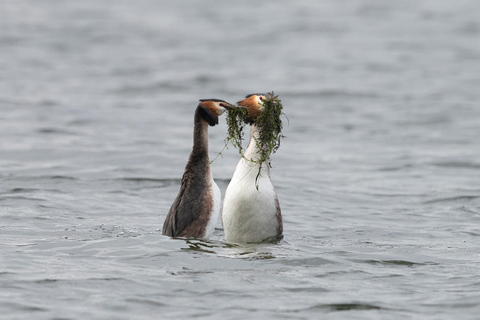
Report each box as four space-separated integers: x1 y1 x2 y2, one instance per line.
191 110 209 161
243 123 271 177
244 124 261 161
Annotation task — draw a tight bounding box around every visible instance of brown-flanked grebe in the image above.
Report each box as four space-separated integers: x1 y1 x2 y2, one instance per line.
162 99 237 239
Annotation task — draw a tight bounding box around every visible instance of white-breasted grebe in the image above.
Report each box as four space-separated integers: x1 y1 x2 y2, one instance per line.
222 93 283 243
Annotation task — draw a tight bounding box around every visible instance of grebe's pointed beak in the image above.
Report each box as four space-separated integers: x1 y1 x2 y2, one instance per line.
231 104 248 110
223 102 246 110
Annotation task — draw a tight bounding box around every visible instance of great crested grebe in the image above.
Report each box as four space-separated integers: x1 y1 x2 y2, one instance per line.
162 99 237 239
222 93 283 243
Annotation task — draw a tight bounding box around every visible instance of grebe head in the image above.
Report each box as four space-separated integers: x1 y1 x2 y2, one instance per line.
237 93 268 124
198 99 236 126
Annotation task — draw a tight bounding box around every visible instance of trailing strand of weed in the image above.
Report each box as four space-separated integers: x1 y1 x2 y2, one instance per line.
226 107 248 155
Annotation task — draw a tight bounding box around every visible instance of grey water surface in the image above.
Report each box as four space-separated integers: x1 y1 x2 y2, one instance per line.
1 0 480 319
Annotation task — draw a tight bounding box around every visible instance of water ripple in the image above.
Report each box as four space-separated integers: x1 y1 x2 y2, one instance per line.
309 303 383 312
424 195 480 204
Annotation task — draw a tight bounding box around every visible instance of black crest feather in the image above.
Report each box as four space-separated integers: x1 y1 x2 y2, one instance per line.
198 105 218 126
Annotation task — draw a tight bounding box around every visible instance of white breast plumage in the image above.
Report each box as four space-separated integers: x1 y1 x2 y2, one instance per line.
204 172 221 238
222 140 281 243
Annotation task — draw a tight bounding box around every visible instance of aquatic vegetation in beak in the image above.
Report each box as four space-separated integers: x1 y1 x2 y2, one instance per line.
226 92 285 178
252 92 284 165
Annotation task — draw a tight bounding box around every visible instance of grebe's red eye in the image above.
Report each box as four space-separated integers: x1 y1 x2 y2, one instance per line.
259 96 264 100
219 103 225 107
